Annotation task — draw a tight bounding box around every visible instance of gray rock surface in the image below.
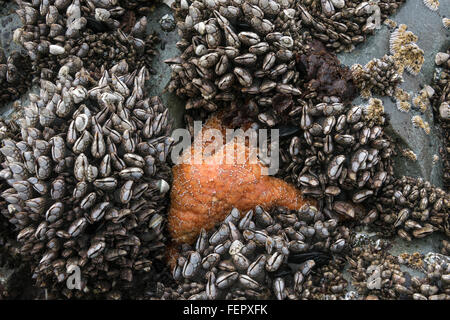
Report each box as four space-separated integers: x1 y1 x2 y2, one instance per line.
0 2 22 55
338 1 450 187
147 3 186 130
0 1 36 119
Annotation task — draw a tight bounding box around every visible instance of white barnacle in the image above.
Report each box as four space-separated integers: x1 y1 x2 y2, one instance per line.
411 115 425 128
423 0 439 11
69 86 88 104
383 19 397 29
49 45 65 55
443 18 450 29
396 100 411 113
435 52 449 66
439 102 450 120
412 90 430 113
66 0 81 25
68 17 87 31
12 27 23 44
412 115 431 134
157 179 170 194
331 0 345 9
402 149 417 161
423 85 435 98
95 8 110 22
432 154 439 164
180 0 189 10
58 65 70 79
423 122 431 134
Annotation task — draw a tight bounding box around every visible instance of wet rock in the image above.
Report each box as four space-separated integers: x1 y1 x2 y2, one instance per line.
338 0 450 187
147 3 185 130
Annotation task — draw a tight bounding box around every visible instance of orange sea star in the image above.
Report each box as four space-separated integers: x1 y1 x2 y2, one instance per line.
168 116 313 248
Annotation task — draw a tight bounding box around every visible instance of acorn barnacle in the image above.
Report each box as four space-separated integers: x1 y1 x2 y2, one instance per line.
411 115 431 134
397 100 411 113
402 149 417 161
363 98 385 125
423 0 439 11
443 18 450 29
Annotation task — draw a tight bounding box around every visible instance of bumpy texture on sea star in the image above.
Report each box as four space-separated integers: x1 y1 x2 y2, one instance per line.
168 116 312 246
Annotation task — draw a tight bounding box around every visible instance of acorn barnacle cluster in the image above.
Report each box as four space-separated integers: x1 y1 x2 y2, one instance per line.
412 85 435 113
0 59 174 298
401 148 417 162
394 87 411 113
411 115 431 134
161 204 350 300
389 24 424 76
362 98 385 126
383 18 397 30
